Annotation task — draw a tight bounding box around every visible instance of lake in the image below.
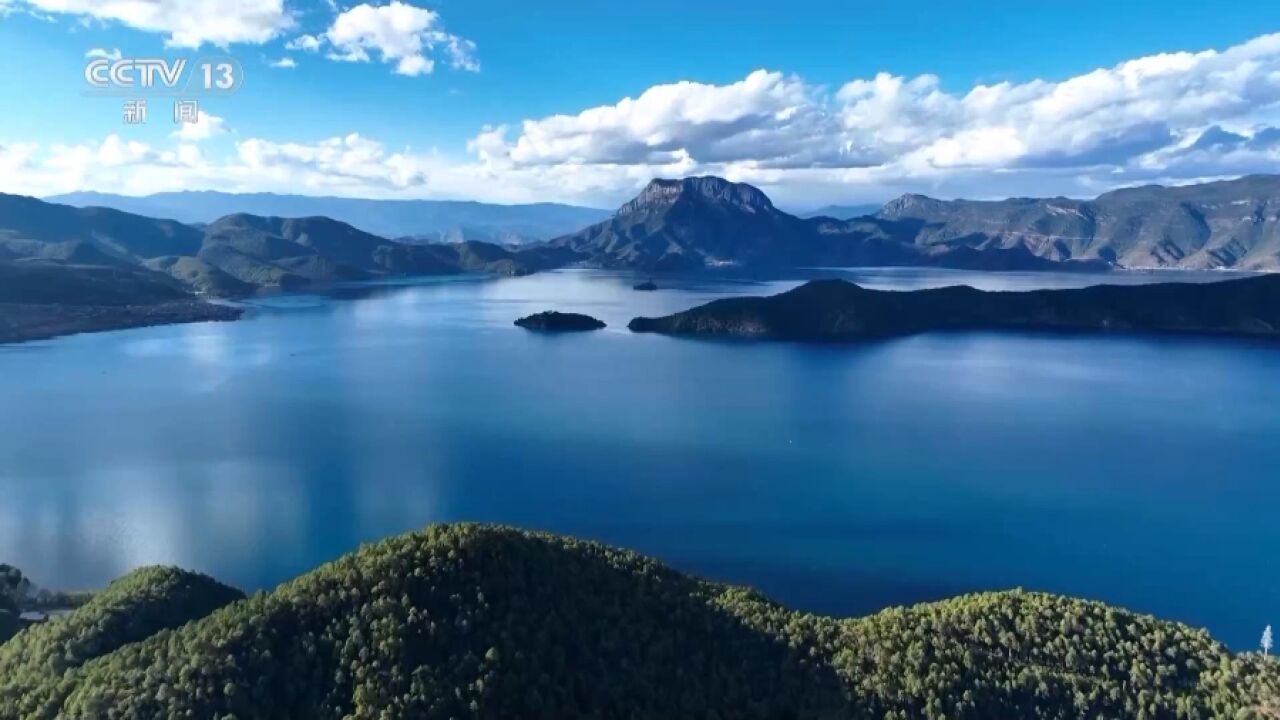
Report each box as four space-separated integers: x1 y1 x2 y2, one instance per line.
2 267 1278 649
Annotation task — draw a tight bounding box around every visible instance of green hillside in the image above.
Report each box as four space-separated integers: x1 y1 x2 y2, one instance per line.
1 524 1276 719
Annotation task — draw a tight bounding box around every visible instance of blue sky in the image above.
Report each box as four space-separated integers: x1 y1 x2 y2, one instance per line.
2 0 1280 207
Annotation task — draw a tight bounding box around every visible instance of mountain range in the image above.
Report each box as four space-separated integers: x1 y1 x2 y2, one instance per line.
0 193 575 297
549 176 1106 272
875 174 1280 271
0 192 579 341
46 191 611 245
554 174 1280 272
24 175 1280 289
5 173 1280 342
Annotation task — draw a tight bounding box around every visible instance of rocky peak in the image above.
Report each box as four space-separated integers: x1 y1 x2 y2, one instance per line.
876 193 947 218
616 176 775 216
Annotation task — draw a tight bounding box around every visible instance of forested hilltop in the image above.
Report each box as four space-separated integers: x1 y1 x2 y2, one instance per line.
629 275 1280 341
1 524 1277 719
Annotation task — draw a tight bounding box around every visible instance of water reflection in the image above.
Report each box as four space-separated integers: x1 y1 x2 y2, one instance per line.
0 269 1277 648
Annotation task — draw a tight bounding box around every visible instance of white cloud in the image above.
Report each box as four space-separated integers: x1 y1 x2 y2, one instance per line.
0 142 39 177
170 112 230 142
11 0 292 47
9 32 1280 207
470 32 1280 205
322 1 477 76
285 33 322 52
84 47 121 61
270 56 298 69
479 70 832 168
0 130 657 204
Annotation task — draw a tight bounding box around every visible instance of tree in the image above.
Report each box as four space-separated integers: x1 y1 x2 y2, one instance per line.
1263 625 1273 656
0 566 31 614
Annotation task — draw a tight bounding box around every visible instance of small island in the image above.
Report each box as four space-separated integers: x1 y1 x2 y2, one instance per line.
633 280 659 291
628 275 1280 341
514 311 606 331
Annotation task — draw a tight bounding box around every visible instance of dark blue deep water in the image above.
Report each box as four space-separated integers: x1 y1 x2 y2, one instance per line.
2 268 1278 648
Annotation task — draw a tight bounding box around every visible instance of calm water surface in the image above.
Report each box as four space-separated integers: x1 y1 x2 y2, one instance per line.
2 267 1278 648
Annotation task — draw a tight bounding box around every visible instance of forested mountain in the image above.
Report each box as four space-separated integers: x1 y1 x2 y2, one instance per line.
877 175 1280 271
46 191 611 245
1 524 1276 719
629 274 1280 341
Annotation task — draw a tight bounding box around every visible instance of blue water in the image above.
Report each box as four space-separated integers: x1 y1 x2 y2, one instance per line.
1 268 1278 649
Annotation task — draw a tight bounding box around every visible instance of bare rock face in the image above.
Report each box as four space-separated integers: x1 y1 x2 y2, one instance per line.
617 177 776 215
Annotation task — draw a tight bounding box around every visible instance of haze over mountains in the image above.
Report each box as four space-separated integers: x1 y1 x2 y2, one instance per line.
798 203 884 219
46 191 611 245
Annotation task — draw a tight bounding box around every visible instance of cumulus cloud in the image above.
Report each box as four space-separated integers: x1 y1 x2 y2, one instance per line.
478 70 833 168
0 130 676 204
171 112 230 142
270 57 298 69
234 133 431 187
84 47 121 61
472 32 1280 204
8 32 1280 207
0 142 39 177
11 0 292 47
321 1 477 76
286 34 322 52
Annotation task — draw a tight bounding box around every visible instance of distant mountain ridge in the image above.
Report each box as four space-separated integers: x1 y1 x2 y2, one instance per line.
42 175 1280 276
46 191 611 245
876 174 1280 271
552 176 1108 272
555 175 1280 272
0 193 575 297
0 192 584 341
797 203 884 219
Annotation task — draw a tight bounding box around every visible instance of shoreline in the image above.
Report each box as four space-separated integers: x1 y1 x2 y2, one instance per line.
1 265 1269 346
0 301 244 345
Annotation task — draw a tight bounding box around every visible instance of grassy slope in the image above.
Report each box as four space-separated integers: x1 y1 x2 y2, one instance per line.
1 524 1275 719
